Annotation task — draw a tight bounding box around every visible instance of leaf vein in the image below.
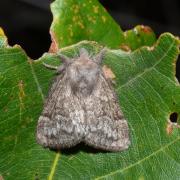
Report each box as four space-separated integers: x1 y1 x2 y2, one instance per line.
117 39 175 91
48 152 60 180
95 136 180 180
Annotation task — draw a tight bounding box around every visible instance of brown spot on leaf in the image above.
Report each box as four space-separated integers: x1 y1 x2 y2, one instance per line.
93 5 99 13
77 21 85 29
120 44 131 52
0 175 4 180
103 65 116 80
49 31 59 53
28 58 33 65
18 80 25 109
166 122 174 135
140 25 153 34
101 16 106 23
87 15 96 24
73 5 80 14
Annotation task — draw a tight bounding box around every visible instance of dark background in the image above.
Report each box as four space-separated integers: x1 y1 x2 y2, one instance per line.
0 0 179 80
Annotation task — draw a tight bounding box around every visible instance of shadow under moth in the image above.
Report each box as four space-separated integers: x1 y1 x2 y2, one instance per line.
36 48 130 152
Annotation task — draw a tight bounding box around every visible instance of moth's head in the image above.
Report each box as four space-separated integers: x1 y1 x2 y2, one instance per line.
59 48 106 96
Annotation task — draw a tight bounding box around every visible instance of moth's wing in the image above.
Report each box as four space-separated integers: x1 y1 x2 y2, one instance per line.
36 75 85 149
84 75 130 152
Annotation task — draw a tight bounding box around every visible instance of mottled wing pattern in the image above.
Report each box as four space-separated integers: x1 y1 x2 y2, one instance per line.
36 75 85 149
84 74 130 151
37 73 130 151
37 48 130 151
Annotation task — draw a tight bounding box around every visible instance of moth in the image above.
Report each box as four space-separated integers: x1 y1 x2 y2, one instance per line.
36 48 130 151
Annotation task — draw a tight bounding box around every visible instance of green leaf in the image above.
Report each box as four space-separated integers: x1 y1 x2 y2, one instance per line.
0 28 7 48
50 0 156 51
0 31 180 179
123 25 156 50
50 0 124 49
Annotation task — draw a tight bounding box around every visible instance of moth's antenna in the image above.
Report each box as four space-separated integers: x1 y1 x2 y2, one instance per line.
95 48 107 64
42 62 58 70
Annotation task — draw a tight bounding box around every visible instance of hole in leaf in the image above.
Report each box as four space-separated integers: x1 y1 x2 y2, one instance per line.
169 112 178 123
